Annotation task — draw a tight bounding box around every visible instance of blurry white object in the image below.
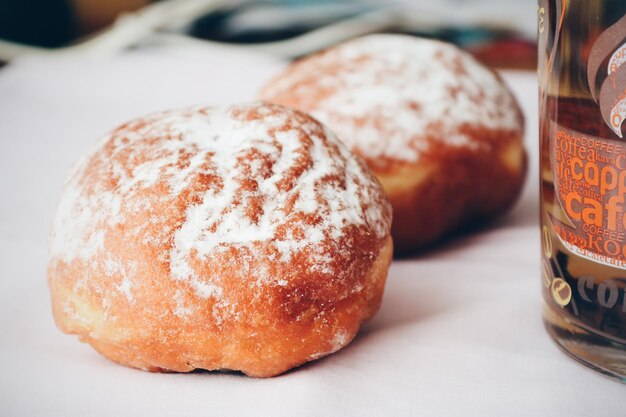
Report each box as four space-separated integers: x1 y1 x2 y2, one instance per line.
0 0 534 61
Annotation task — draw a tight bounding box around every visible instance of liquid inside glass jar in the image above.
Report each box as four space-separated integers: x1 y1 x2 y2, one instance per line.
539 0 626 380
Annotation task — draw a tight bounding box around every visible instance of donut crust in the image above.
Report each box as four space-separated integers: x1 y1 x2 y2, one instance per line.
379 139 526 252
48 103 393 377
259 34 527 254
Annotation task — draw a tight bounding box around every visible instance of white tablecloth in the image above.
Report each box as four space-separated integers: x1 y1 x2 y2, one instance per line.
0 45 623 417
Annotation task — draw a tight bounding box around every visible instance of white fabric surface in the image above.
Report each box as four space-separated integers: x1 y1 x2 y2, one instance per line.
0 45 623 417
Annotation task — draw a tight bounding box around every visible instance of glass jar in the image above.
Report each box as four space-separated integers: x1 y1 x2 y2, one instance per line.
539 0 626 380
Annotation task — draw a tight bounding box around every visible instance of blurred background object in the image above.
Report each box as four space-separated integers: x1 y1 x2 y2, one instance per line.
0 0 76 48
72 0 151 34
0 0 149 47
0 0 536 68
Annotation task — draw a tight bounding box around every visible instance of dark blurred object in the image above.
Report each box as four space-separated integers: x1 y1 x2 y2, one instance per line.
190 2 369 44
0 0 76 48
187 1 537 68
0 0 150 49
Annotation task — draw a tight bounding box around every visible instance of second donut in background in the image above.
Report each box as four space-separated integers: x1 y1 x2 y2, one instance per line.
259 34 527 254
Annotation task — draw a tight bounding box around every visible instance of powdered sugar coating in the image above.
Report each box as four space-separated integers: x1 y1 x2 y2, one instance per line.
260 34 523 169
48 102 393 376
49 101 391 303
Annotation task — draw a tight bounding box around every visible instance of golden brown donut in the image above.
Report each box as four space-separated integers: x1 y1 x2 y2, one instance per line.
48 102 392 377
259 34 527 254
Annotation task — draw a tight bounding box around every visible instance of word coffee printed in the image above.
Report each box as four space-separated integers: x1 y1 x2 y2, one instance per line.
551 123 626 268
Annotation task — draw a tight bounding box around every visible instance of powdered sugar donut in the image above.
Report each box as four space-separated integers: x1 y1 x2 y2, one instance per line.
48 102 392 377
260 34 526 253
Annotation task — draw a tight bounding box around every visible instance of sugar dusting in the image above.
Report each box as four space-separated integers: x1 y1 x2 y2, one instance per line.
260 34 523 164
49 102 391 303
307 329 351 361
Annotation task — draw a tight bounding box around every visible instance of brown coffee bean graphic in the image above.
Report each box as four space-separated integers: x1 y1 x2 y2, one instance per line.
587 13 626 102
587 12 626 138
